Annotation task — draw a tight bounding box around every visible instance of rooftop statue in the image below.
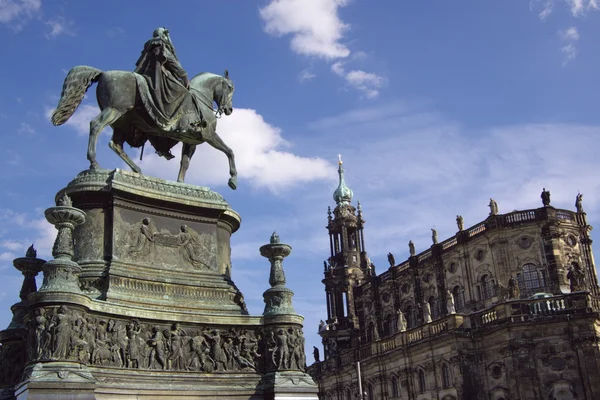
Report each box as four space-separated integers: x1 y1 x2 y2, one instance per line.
51 27 238 189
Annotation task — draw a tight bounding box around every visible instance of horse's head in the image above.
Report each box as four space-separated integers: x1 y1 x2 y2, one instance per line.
215 69 234 116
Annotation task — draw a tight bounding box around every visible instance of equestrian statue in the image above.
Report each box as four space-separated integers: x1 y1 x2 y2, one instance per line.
51 27 238 189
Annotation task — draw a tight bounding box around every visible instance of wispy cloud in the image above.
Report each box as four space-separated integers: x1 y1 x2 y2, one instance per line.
298 68 316 83
17 122 36 135
558 26 580 65
530 0 599 18
259 0 385 98
0 0 41 27
332 62 387 98
106 27 124 37
45 16 76 38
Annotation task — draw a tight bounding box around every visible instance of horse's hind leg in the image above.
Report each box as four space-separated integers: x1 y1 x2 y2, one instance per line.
108 137 143 174
178 143 198 183
204 132 237 190
87 107 123 170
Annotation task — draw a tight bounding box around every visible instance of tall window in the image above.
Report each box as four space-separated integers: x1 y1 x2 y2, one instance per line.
391 376 399 398
481 274 494 299
346 389 352 400
367 383 374 400
522 263 544 289
442 364 451 388
367 322 374 342
428 296 437 319
418 369 426 392
452 286 464 311
405 305 414 329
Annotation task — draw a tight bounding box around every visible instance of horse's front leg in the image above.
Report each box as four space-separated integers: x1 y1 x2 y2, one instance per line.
178 143 197 183
204 132 237 190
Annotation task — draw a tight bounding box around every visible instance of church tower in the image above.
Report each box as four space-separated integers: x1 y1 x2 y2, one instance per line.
319 156 372 358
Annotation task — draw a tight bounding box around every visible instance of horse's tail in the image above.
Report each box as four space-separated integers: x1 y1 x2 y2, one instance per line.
51 66 102 126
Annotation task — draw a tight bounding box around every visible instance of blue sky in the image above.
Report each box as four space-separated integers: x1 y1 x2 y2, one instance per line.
1 0 600 358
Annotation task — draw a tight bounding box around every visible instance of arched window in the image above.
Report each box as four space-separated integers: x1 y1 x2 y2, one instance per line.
522 263 544 289
346 389 352 400
367 383 374 400
442 363 451 388
418 369 426 392
383 314 395 336
452 285 464 311
428 296 437 319
367 322 374 342
405 305 414 329
481 274 493 299
391 376 399 397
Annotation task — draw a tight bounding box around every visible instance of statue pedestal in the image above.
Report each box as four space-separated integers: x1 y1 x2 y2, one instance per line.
5 169 317 399
63 168 246 315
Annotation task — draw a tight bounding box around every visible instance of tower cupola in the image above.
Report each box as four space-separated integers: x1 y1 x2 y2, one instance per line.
333 155 353 206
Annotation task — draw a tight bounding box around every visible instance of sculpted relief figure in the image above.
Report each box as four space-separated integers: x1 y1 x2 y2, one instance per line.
396 309 407 332
507 276 520 299
567 263 586 292
423 301 432 324
27 309 264 373
179 224 211 269
51 28 238 188
122 218 215 270
446 290 456 315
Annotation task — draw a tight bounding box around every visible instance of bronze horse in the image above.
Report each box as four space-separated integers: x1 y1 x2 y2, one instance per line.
51 66 238 189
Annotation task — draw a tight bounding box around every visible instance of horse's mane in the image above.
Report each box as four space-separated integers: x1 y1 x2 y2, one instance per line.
191 72 221 84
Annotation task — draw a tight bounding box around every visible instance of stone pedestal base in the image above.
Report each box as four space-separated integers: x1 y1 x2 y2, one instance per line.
16 362 96 400
261 372 319 400
0 169 317 400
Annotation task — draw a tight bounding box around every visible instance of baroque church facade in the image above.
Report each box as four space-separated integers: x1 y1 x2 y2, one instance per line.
308 160 600 400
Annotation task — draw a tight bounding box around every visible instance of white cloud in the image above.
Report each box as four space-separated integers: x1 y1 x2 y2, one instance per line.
531 0 599 17
1 240 26 252
298 68 316 82
304 104 600 261
138 108 335 192
0 252 16 262
558 27 580 65
559 26 580 40
260 0 385 98
259 0 351 59
331 62 386 98
566 0 599 15
0 0 41 24
45 17 75 38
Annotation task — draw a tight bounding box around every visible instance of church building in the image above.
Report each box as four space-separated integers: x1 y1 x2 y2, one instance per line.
308 159 600 400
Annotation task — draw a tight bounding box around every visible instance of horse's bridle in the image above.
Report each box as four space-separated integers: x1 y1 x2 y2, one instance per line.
214 79 230 119
192 78 230 119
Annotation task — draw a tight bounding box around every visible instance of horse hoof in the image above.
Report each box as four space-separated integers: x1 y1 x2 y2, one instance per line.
228 179 237 190
89 162 100 170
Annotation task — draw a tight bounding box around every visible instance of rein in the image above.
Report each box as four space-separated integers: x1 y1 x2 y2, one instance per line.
191 77 228 119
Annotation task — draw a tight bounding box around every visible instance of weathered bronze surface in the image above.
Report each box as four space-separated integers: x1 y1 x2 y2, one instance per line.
0 169 318 399
51 28 238 189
